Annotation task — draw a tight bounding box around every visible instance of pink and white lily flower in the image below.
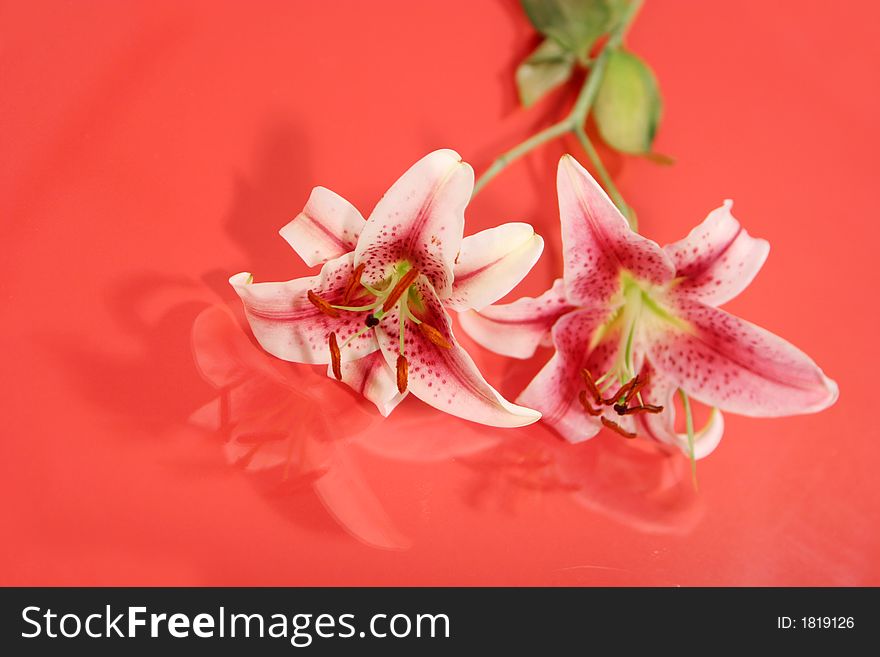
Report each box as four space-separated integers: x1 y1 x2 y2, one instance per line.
461 155 838 457
229 149 543 427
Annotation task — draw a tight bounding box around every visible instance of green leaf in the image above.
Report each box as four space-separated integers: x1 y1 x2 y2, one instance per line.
593 48 662 154
520 0 623 61
515 38 576 107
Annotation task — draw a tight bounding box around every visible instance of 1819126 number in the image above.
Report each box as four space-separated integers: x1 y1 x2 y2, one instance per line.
802 617 854 629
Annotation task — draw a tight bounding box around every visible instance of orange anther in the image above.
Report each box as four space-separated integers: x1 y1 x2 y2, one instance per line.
418 322 452 349
342 263 366 304
396 355 408 393
601 416 637 439
328 332 342 380
308 289 339 318
382 268 420 312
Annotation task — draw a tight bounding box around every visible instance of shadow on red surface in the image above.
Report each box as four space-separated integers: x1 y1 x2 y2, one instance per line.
190 305 701 548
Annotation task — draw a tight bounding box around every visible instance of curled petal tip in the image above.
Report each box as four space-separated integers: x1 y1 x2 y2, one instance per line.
426 147 463 164
816 373 840 412
446 148 463 162
680 407 725 461
500 403 543 428
229 272 253 288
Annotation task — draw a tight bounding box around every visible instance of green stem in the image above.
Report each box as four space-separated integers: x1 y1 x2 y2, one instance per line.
473 119 572 196
678 389 698 491
472 0 644 228
573 124 636 229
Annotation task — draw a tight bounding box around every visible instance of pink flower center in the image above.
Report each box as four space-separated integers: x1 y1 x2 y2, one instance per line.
579 369 663 439
307 261 451 393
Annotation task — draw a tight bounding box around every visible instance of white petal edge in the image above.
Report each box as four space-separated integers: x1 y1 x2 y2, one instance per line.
446 222 545 311
458 279 574 359
280 186 364 267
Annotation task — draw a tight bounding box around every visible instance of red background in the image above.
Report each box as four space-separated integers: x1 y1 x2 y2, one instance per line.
2 0 878 585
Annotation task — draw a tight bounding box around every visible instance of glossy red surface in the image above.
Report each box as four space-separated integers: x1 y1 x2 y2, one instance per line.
2 0 878 585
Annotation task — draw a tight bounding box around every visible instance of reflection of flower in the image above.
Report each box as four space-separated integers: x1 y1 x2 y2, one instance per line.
462 155 838 458
190 306 410 550
459 430 703 535
230 149 543 427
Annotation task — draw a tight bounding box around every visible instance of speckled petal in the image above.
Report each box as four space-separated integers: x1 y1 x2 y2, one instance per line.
636 362 725 459
355 149 473 299
374 277 541 428
280 186 364 267
558 155 675 305
516 307 619 442
229 253 379 365
445 222 544 311
645 296 838 416
329 351 406 417
458 279 576 359
664 200 770 306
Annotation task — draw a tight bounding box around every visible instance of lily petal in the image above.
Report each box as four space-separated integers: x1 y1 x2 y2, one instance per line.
374 277 541 428
355 149 473 299
329 351 406 417
229 253 379 365
458 279 576 358
516 308 619 442
280 186 364 267
645 296 839 416
558 155 675 305
445 222 544 311
664 200 770 306
637 364 725 459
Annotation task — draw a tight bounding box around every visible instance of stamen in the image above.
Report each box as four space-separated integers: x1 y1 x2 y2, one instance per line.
382 267 420 311
418 322 452 349
396 355 408 393
601 416 637 439
365 314 380 327
328 332 342 380
342 263 365 304
308 289 340 318
679 389 699 490
615 403 663 415
603 376 637 405
578 390 603 416
625 374 649 403
580 369 603 404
